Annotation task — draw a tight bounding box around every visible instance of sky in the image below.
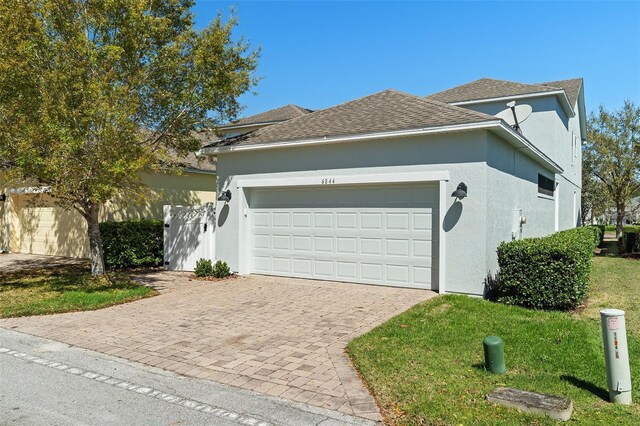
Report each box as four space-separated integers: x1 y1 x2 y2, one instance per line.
192 1 640 119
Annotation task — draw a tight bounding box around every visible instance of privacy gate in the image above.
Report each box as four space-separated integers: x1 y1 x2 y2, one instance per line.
163 203 215 271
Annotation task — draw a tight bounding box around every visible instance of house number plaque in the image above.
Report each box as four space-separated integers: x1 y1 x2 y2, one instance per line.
321 178 335 184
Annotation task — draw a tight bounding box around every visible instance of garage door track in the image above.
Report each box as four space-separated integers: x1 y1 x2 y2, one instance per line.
0 272 436 421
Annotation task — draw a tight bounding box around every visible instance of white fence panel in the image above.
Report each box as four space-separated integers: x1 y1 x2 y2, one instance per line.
163 203 215 271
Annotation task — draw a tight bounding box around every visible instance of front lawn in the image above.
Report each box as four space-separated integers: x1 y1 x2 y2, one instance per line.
579 254 640 336
0 266 157 318
348 256 640 425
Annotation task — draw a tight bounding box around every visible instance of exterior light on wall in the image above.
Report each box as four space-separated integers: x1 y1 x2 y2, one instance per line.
0 193 5 202
451 182 468 200
217 189 232 203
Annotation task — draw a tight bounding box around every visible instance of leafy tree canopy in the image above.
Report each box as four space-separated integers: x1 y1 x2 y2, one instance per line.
584 101 640 235
0 0 259 274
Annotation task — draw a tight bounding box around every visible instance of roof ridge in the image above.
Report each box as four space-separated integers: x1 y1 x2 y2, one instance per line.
403 91 497 121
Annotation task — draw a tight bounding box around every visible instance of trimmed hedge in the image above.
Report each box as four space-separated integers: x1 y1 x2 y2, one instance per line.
584 225 604 247
622 226 640 253
99 220 163 269
496 227 597 311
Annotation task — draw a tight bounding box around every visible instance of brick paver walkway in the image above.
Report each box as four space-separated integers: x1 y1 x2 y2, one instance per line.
0 272 436 421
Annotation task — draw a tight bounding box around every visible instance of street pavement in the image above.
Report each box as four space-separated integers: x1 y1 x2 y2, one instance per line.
0 328 377 426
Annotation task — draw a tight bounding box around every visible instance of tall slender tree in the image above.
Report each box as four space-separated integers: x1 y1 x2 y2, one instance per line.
584 101 640 238
0 0 259 275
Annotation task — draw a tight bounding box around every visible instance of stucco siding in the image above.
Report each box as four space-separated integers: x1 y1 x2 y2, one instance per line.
485 133 558 278
215 132 489 295
6 171 216 257
464 96 582 188
103 172 216 222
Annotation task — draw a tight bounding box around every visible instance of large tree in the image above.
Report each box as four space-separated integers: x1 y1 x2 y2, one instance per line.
0 0 258 275
581 150 611 225
584 101 640 238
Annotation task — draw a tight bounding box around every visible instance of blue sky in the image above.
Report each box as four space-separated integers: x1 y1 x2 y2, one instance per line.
193 1 640 119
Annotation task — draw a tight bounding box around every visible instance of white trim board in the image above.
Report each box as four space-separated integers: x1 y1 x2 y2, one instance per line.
201 121 562 174
231 167 449 294
236 170 450 189
450 90 575 118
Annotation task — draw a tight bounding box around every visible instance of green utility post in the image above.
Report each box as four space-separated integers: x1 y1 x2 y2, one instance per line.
483 336 506 374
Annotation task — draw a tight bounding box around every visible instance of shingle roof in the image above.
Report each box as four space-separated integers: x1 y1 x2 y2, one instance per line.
207 89 496 148
428 78 561 104
226 104 312 127
536 78 583 107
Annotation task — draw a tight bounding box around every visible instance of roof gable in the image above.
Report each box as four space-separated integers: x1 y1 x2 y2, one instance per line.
428 78 560 104
537 78 583 107
226 104 312 127
209 89 496 147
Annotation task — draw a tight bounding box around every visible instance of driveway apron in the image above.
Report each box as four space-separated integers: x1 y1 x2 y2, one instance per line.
0 272 436 421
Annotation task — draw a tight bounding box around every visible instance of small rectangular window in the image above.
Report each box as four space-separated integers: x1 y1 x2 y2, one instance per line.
538 174 555 197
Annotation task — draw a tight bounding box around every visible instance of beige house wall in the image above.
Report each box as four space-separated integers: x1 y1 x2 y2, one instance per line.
1 171 215 257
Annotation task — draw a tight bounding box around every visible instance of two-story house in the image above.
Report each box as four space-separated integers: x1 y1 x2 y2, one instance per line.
201 78 586 295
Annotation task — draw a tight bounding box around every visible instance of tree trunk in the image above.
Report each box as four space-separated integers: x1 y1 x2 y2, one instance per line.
85 202 106 276
616 202 625 254
616 202 625 239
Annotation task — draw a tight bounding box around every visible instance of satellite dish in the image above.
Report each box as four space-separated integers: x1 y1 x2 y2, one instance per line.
495 103 532 126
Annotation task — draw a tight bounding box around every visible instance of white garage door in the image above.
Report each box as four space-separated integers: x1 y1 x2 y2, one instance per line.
248 183 438 289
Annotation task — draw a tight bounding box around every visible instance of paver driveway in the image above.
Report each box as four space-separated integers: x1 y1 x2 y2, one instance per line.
0 272 436 421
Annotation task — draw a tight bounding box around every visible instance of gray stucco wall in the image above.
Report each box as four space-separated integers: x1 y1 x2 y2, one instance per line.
215 132 489 295
466 95 582 230
214 128 566 296
484 133 557 277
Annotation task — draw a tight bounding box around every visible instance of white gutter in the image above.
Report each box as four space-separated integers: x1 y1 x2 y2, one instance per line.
201 121 500 154
199 120 562 174
450 90 575 118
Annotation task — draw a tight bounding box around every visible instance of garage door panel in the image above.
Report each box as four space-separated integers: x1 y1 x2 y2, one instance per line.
336 237 357 254
253 212 270 227
13 194 90 257
313 236 333 252
248 183 438 289
313 212 333 228
361 213 382 230
272 257 290 273
293 235 312 251
292 212 311 228
293 258 312 275
272 234 290 250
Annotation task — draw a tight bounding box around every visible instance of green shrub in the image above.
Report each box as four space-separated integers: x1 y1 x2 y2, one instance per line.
594 224 606 246
194 258 214 277
213 260 231 278
99 220 163 270
584 225 603 247
496 227 597 311
605 225 617 232
621 226 640 253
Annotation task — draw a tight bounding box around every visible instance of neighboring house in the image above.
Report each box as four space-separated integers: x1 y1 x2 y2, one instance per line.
0 152 216 257
218 104 312 139
200 77 585 296
600 197 640 225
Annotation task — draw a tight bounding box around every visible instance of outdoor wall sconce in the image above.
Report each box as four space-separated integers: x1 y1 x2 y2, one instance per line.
451 182 468 200
217 189 232 203
0 193 6 202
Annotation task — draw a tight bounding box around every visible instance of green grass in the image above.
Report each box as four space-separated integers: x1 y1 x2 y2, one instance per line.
0 266 157 318
579 256 640 336
348 256 640 425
